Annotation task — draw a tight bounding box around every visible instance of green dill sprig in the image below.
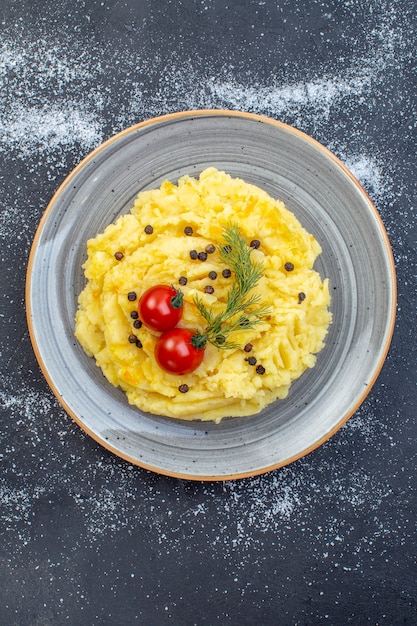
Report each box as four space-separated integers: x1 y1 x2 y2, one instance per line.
192 223 270 350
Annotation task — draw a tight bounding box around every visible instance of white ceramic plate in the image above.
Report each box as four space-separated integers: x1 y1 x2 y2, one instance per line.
26 110 396 480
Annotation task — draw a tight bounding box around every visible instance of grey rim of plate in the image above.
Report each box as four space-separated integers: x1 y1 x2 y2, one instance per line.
26 110 396 481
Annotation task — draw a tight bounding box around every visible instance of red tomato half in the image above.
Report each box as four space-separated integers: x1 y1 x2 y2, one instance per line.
138 285 183 331
154 328 205 375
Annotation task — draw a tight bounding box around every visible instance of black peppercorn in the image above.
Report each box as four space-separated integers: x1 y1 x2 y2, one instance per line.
250 239 261 249
222 268 232 278
135 339 143 349
190 250 198 260
184 226 193 236
130 311 139 319
245 356 257 366
127 291 137 301
208 271 217 280
198 251 208 262
205 243 215 254
179 384 189 393
284 262 294 271
204 285 214 294
179 276 188 286
256 365 265 375
133 319 142 329
128 334 137 343
244 343 253 352
298 292 306 304
114 251 124 260
144 225 153 234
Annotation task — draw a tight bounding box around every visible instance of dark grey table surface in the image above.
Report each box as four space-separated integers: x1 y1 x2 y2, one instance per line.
1 1 416 624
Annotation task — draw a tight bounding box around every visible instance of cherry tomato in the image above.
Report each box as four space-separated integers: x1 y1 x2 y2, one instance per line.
138 285 183 332
155 328 205 375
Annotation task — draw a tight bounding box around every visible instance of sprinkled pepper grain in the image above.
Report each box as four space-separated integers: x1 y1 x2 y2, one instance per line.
128 334 137 343
198 251 208 261
222 268 232 278
178 276 188 286
204 285 214 294
250 239 261 249
298 292 306 304
178 384 189 393
284 262 294 271
130 311 139 319
245 356 257 366
133 319 142 329
184 226 193 236
208 271 217 280
205 243 215 254
190 250 198 260
244 343 253 352
144 225 153 234
256 365 265 375
114 251 124 260
127 291 137 301
135 339 143 349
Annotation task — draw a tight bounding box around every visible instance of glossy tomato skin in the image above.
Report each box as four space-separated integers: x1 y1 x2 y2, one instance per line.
154 328 205 375
138 285 183 331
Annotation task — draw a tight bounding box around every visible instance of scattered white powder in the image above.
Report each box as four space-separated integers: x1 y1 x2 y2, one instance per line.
1 484 46 526
0 194 34 252
342 153 392 203
0 36 106 159
1 103 104 156
206 67 374 121
0 370 400 563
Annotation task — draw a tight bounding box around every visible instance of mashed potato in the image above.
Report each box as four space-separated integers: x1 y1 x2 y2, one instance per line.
75 168 331 423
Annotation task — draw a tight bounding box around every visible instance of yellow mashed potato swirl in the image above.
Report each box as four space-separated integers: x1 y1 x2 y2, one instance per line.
75 168 331 423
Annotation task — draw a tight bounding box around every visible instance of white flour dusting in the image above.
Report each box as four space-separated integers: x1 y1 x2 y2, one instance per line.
1 103 103 156
206 68 374 122
342 154 392 203
0 36 105 159
0 369 398 562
